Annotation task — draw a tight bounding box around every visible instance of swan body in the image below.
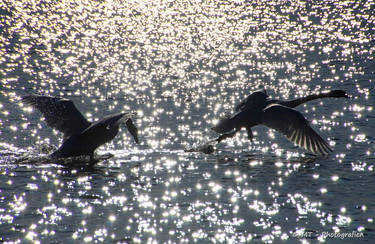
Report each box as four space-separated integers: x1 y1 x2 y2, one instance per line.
212 89 348 155
22 94 139 159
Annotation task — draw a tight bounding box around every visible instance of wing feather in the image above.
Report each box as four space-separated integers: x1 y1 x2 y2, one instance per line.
22 94 91 139
261 104 332 155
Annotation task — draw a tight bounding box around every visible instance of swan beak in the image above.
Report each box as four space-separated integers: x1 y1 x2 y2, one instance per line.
329 90 349 98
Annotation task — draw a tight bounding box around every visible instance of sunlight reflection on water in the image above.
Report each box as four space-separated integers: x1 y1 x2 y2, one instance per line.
1 0 374 243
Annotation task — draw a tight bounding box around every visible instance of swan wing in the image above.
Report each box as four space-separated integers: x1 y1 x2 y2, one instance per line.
261 104 332 155
22 94 91 139
235 89 268 112
235 98 248 111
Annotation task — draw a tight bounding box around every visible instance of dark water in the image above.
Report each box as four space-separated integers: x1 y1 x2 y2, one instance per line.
1 0 374 243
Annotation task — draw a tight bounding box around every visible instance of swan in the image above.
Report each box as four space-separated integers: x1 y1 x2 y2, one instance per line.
22 94 139 159
211 89 348 155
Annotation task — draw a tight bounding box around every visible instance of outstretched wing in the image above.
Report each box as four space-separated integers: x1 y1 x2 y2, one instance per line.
235 98 248 112
22 94 91 139
261 104 332 155
235 89 268 112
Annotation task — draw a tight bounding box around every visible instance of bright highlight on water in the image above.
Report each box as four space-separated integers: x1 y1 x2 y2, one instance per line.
0 0 373 243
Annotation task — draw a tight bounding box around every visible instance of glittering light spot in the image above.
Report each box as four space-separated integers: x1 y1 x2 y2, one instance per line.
84 236 93 243
331 175 339 182
109 215 116 222
82 206 93 215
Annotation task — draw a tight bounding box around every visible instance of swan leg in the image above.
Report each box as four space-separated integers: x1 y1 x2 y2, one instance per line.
216 129 239 143
246 127 254 142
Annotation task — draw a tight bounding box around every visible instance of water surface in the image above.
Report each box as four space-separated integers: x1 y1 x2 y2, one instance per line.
1 0 374 243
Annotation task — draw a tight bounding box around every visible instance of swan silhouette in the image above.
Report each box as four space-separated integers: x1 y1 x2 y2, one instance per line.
212 89 348 155
22 94 139 159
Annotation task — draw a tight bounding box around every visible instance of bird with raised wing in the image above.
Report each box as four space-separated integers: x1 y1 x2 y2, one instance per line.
212 89 348 155
22 94 139 159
